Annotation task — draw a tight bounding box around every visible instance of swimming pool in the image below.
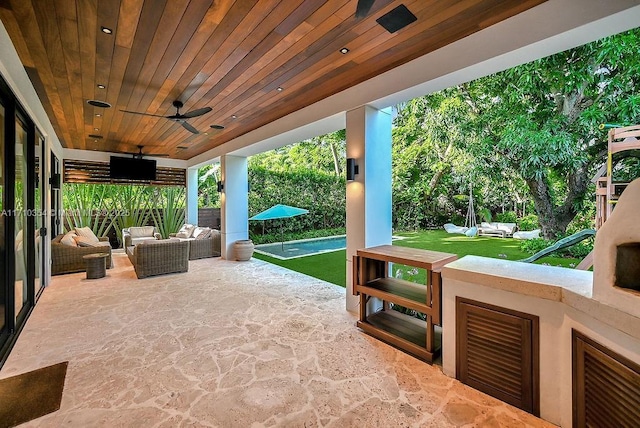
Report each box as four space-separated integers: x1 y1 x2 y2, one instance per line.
254 235 346 260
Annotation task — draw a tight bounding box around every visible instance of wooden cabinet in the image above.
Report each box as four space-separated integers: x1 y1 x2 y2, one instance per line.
572 329 640 427
456 298 540 415
353 245 457 363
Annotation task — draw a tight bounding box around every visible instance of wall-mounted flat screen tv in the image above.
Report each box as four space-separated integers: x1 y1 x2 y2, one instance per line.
110 156 157 181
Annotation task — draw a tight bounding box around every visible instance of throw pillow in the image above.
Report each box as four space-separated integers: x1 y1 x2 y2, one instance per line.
191 226 207 238
74 236 99 247
194 228 212 240
60 232 78 247
178 224 196 238
74 226 99 243
176 232 190 239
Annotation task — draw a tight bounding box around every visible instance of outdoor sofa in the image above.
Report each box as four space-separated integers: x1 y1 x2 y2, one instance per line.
126 238 189 279
477 222 518 238
51 232 112 275
170 225 221 260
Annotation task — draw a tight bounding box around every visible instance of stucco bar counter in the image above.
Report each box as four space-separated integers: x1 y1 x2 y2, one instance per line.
441 256 640 427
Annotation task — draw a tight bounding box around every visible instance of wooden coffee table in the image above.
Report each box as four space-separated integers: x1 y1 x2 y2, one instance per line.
82 253 109 279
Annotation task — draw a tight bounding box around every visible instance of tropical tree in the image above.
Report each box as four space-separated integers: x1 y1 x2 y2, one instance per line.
431 27 640 238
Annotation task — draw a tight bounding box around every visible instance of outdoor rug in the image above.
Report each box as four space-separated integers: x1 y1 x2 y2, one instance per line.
0 361 68 428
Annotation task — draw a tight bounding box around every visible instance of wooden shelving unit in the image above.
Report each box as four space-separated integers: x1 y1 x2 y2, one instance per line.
353 245 457 362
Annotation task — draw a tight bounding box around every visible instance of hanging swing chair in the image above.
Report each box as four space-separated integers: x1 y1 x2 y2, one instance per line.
443 186 478 236
463 186 478 237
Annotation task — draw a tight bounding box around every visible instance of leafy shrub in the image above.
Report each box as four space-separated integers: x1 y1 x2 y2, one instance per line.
519 234 594 259
520 238 553 256
248 167 345 237
494 211 517 223
517 214 539 231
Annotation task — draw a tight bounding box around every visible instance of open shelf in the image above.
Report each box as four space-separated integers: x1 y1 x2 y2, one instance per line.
357 277 429 314
353 245 456 363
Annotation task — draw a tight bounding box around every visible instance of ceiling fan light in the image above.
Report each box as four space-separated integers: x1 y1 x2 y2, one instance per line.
87 100 111 108
340 47 350 54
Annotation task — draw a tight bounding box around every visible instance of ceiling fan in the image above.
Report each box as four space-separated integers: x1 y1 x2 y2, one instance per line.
118 145 170 158
355 0 375 18
120 100 214 134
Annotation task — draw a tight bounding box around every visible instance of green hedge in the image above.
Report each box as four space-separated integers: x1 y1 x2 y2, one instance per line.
248 167 345 237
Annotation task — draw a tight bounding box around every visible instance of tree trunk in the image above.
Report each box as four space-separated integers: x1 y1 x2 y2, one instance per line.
329 141 341 177
525 164 590 239
525 176 566 239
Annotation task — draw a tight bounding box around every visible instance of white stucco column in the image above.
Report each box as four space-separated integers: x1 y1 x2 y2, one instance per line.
345 105 393 312
186 167 199 225
220 155 249 259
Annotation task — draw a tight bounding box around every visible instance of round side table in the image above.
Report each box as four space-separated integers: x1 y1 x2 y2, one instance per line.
83 253 109 279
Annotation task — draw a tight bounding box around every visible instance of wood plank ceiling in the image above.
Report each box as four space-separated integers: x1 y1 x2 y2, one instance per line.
0 0 546 160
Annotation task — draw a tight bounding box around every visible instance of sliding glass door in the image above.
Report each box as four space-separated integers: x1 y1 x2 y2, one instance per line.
14 116 29 321
0 75 38 365
0 101 7 351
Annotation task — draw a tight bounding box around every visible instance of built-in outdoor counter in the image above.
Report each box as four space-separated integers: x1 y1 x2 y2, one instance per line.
441 256 640 427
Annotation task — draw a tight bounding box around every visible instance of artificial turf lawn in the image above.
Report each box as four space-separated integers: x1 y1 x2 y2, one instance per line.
252 229 581 288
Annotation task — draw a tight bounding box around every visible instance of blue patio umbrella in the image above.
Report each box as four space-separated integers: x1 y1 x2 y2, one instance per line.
249 204 309 250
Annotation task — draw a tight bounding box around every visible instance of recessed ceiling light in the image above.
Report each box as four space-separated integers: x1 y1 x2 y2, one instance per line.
340 47 349 54
203 132 209 136
97 84 106 89
94 128 99 131
95 113 101 117
210 124 225 130
87 100 111 108
276 87 283 92
231 115 237 119
101 26 113 34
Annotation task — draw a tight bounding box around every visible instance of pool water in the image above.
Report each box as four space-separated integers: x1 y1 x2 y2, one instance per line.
254 235 346 260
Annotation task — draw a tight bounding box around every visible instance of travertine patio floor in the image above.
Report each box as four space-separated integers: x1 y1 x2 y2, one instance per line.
1 253 552 427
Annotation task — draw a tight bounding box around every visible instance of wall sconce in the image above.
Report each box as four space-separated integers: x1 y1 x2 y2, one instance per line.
49 173 61 189
346 158 359 181
217 180 224 192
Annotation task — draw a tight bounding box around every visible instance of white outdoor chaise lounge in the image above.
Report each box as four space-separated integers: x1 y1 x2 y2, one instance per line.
443 223 468 234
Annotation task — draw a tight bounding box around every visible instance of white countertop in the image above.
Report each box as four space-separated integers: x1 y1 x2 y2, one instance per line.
442 256 639 341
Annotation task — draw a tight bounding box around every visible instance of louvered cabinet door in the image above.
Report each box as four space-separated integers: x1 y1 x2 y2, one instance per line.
456 298 540 415
572 329 640 428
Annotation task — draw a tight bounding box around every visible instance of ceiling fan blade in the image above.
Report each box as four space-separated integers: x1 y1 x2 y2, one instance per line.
182 106 212 118
181 121 200 134
143 153 170 157
355 0 375 18
120 109 167 118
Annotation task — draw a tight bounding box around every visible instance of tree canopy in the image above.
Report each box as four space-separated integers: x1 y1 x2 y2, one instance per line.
198 28 640 240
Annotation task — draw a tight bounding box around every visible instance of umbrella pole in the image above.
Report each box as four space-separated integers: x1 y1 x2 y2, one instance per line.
281 220 284 251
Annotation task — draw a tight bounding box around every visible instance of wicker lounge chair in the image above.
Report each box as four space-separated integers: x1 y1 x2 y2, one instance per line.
122 226 161 248
126 238 189 279
51 234 112 275
170 228 221 260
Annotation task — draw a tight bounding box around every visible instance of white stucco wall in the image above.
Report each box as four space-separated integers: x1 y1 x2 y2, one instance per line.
442 258 640 427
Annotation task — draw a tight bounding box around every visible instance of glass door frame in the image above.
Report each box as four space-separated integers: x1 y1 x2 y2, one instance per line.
0 75 37 366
